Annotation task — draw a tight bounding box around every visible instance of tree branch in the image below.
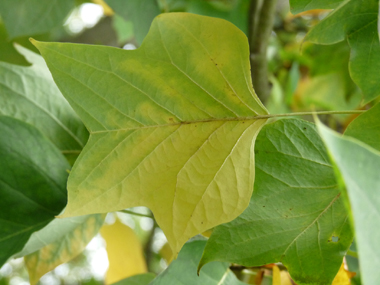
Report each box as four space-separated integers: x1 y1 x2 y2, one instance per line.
249 0 278 104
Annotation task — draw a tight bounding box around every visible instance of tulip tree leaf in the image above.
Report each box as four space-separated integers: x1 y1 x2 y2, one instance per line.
0 116 68 267
31 13 268 255
105 0 160 45
0 45 89 158
100 219 147 284
344 103 380 151
289 0 344 14
151 240 246 285
15 214 104 258
305 0 380 104
317 122 380 285
24 214 105 285
0 0 75 39
200 119 353 285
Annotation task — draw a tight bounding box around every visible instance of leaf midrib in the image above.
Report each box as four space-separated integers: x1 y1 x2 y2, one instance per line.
90 117 268 134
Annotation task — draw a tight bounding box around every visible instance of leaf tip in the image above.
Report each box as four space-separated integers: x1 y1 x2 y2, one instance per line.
29 38 38 46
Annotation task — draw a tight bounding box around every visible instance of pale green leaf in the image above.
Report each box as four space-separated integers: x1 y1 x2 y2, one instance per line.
14 214 104 258
24 214 105 285
0 0 75 39
289 0 344 14
151 240 246 285
344 103 380 151
112 273 155 285
0 116 68 267
200 119 353 285
105 0 160 45
0 45 89 157
317 121 380 285
305 0 380 103
32 13 268 255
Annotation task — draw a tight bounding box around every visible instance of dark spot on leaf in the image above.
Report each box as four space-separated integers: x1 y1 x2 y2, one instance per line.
303 127 307 130
263 205 265 207
289 208 293 211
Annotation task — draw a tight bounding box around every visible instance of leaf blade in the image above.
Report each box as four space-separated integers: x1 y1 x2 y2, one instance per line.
32 13 268 254
0 116 69 266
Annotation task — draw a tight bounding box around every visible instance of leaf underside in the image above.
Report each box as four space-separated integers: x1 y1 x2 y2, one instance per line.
32 13 268 254
200 119 353 285
318 122 380 285
25 214 105 285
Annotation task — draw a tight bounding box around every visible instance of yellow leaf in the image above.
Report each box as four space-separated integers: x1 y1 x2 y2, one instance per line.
159 242 173 265
92 0 114 16
332 263 354 285
272 265 293 285
25 214 105 285
101 219 147 284
32 13 268 256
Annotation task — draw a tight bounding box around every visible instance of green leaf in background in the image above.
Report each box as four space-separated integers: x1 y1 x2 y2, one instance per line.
105 0 160 45
151 240 245 285
187 0 250 35
112 273 156 285
32 12 268 256
200 119 353 285
24 214 105 285
0 0 75 39
289 0 344 14
305 0 380 104
344 103 380 151
0 24 30 66
0 45 89 162
0 116 69 267
317 121 380 285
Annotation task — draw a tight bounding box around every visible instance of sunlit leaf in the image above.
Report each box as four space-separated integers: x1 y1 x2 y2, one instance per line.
273 265 293 285
331 263 354 285
317 122 380 285
305 0 380 103
105 0 160 45
100 219 147 284
24 214 105 285
0 0 75 39
0 45 89 159
200 119 353 285
32 13 268 254
151 240 246 285
344 103 380 151
0 116 68 267
111 273 156 285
